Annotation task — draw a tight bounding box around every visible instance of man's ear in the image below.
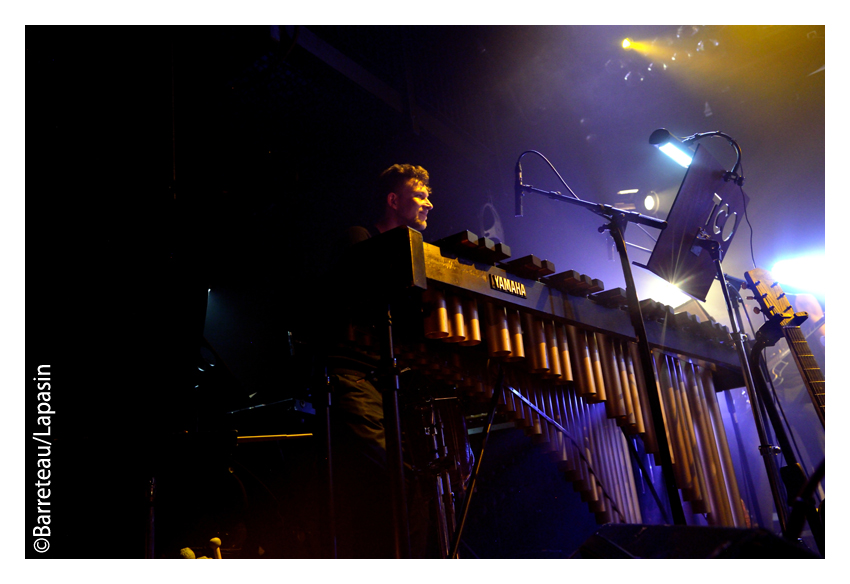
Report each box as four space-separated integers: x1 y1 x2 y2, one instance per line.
386 191 399 210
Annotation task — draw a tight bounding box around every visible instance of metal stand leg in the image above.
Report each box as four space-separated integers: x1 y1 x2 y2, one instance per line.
434 407 458 557
145 477 156 558
450 362 504 558
606 215 686 524
749 338 824 554
699 239 787 534
380 303 411 559
318 372 337 558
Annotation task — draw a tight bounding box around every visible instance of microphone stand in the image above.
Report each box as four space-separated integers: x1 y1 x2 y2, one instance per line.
379 302 411 559
517 182 686 524
692 235 788 535
450 362 505 558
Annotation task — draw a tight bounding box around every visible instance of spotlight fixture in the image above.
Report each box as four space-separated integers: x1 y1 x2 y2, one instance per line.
643 191 660 213
676 25 700 39
622 38 632 49
605 58 627 75
646 61 667 75
648 128 694 168
695 38 720 53
614 188 661 215
649 128 745 185
624 70 645 86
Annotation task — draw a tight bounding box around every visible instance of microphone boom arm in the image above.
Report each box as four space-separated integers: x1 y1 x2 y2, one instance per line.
518 182 668 231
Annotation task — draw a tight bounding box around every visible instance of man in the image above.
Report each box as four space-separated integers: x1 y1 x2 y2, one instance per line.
325 164 435 558
330 163 434 393
376 164 434 232
342 163 434 247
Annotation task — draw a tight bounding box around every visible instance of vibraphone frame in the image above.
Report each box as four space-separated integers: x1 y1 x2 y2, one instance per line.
345 226 746 557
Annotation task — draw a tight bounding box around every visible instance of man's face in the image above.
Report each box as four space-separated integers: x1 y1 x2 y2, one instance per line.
393 178 433 230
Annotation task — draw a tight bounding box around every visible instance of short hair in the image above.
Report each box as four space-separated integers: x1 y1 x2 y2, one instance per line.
377 164 431 205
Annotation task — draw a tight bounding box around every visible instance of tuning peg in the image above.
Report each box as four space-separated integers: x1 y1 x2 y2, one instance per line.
753 307 761 315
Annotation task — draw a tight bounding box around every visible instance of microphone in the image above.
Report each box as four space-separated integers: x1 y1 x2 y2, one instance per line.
514 161 524 217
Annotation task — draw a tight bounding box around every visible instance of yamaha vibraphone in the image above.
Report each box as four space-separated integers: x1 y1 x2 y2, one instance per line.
343 226 749 544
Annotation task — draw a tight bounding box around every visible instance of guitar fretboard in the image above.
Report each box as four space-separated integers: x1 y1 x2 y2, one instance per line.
784 325 825 421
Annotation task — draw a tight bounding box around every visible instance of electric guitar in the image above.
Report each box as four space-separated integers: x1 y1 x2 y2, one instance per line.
744 268 824 426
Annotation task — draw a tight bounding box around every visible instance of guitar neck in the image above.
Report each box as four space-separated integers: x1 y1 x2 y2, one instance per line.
783 325 825 425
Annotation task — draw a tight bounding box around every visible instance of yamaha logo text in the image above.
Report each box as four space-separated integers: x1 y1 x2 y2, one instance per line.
490 274 527 298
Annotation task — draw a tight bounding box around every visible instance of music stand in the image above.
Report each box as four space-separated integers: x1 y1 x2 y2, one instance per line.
644 144 749 302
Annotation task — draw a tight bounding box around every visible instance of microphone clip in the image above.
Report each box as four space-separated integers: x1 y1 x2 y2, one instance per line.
723 171 745 186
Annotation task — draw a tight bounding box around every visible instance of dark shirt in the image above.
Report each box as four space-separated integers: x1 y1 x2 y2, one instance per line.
324 224 384 371
339 224 381 247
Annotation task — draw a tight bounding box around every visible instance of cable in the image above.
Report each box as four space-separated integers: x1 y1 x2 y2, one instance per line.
737 170 758 270
623 431 670 524
517 150 580 200
760 351 807 472
634 222 659 242
683 131 744 183
506 385 629 523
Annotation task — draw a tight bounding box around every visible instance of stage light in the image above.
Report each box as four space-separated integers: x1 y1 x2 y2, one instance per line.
696 38 720 54
613 189 663 215
770 255 826 296
649 128 693 168
613 188 639 210
651 128 745 184
646 61 667 75
605 58 627 76
624 69 645 86
622 38 632 49
671 51 692 63
676 25 700 39
643 191 660 212
642 277 692 309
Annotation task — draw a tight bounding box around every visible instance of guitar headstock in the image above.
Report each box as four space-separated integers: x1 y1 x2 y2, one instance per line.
743 267 807 327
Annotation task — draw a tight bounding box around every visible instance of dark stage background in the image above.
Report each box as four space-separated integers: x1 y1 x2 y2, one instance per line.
26 25 825 559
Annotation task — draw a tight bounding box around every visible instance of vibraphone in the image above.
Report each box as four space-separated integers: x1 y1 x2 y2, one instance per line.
347 226 748 532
